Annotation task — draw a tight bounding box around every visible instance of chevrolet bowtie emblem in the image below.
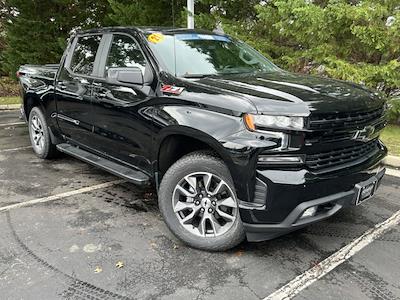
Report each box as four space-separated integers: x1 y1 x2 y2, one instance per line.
353 125 375 141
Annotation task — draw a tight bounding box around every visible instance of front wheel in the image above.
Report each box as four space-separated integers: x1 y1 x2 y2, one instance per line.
158 152 245 251
28 107 58 159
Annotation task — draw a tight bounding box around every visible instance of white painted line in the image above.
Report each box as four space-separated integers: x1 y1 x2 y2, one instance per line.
0 122 25 127
264 209 400 300
0 146 32 153
0 179 125 213
386 168 400 178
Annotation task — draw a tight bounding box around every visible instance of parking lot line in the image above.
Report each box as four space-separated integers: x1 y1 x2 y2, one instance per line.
0 146 32 153
0 121 25 127
0 179 125 212
263 208 400 300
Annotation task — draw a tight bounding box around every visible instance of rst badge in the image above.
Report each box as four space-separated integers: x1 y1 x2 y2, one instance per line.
161 84 185 95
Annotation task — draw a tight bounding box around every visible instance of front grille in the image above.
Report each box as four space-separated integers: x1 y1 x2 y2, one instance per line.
306 140 380 170
308 107 384 130
305 131 355 144
305 120 386 144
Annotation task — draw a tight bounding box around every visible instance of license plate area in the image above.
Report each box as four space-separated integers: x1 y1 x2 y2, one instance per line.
355 178 377 205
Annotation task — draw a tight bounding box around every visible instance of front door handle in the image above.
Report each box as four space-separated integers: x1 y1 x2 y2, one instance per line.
79 78 89 85
112 86 137 95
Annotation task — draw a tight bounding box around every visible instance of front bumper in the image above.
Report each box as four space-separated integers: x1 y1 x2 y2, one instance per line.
240 149 387 242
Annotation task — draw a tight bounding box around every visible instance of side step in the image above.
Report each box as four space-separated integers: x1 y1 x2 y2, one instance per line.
56 143 150 186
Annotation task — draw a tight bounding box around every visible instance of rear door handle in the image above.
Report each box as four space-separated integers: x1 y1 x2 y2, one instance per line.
57 82 67 90
95 92 107 98
92 82 106 99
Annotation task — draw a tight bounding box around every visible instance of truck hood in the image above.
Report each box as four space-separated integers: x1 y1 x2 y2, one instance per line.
193 71 384 115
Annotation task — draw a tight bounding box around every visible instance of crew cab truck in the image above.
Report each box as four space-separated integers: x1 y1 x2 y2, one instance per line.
18 27 387 251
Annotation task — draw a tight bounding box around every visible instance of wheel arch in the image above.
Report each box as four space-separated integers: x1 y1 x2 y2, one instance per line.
23 92 44 120
155 127 234 179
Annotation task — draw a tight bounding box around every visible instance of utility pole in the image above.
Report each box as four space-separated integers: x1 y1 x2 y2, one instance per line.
187 0 194 29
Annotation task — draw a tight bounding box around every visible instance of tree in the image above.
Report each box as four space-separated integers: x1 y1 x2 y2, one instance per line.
107 0 186 27
194 0 259 30
2 0 110 76
1 0 399 97
0 0 7 75
195 0 400 96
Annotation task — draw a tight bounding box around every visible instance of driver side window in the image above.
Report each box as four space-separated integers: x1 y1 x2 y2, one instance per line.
105 34 147 75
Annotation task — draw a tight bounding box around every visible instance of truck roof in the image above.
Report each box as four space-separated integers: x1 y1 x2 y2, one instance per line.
76 26 220 36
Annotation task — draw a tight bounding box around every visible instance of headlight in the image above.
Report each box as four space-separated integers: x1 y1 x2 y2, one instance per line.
244 114 304 131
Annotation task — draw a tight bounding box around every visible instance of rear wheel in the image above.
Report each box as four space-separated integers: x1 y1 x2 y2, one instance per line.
158 152 245 251
28 107 58 159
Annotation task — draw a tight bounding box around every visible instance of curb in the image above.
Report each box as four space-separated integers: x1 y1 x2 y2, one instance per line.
0 104 20 110
386 168 400 178
383 155 400 169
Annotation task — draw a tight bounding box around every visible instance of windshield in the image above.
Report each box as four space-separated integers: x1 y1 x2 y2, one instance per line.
146 32 279 78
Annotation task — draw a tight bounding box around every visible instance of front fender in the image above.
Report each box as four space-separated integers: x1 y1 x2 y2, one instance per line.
152 105 281 202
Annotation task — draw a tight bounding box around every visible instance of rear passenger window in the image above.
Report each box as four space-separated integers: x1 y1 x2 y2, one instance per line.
105 35 147 74
70 35 102 75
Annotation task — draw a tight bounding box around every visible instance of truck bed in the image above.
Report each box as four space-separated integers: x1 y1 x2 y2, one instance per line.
18 64 59 80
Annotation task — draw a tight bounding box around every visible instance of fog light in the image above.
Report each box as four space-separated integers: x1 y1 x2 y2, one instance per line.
300 206 318 219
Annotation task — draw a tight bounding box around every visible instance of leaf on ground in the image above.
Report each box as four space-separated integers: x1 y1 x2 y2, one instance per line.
94 266 102 273
116 261 124 269
234 250 244 257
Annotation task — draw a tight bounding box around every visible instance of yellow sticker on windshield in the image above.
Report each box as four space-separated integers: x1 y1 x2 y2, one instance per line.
148 33 165 44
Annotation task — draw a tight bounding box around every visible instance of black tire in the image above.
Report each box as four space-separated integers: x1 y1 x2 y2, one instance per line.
28 107 58 159
158 151 245 251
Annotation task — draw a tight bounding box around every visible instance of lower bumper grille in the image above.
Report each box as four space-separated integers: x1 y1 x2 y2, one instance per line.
306 140 380 170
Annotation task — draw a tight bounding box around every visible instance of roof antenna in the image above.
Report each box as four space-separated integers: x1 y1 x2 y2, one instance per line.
213 21 224 34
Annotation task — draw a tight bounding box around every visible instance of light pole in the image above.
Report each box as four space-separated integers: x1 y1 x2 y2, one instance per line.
187 0 194 29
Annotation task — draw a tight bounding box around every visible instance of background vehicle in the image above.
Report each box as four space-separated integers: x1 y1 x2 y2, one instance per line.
18 27 387 251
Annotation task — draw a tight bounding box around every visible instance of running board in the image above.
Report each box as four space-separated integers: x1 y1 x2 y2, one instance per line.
56 143 150 186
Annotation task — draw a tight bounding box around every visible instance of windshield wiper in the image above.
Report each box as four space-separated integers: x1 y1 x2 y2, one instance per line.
218 69 261 75
181 74 213 79
181 70 260 78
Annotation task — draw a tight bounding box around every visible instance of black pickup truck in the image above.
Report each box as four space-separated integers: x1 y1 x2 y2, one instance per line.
18 27 387 251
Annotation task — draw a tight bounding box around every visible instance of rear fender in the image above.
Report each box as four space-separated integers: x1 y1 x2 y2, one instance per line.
21 77 60 142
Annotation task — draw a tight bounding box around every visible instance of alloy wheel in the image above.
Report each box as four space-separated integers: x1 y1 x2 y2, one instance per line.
172 172 238 237
30 114 45 152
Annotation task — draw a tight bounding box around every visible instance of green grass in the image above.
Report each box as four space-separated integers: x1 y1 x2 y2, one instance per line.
0 96 20 105
381 124 400 157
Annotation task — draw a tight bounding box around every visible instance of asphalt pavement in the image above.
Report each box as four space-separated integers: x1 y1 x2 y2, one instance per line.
0 109 399 300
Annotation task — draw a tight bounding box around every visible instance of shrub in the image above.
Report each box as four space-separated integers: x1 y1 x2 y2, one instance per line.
387 97 400 125
0 76 19 97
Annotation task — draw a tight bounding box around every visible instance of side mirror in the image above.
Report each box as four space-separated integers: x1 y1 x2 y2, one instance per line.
107 67 144 85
